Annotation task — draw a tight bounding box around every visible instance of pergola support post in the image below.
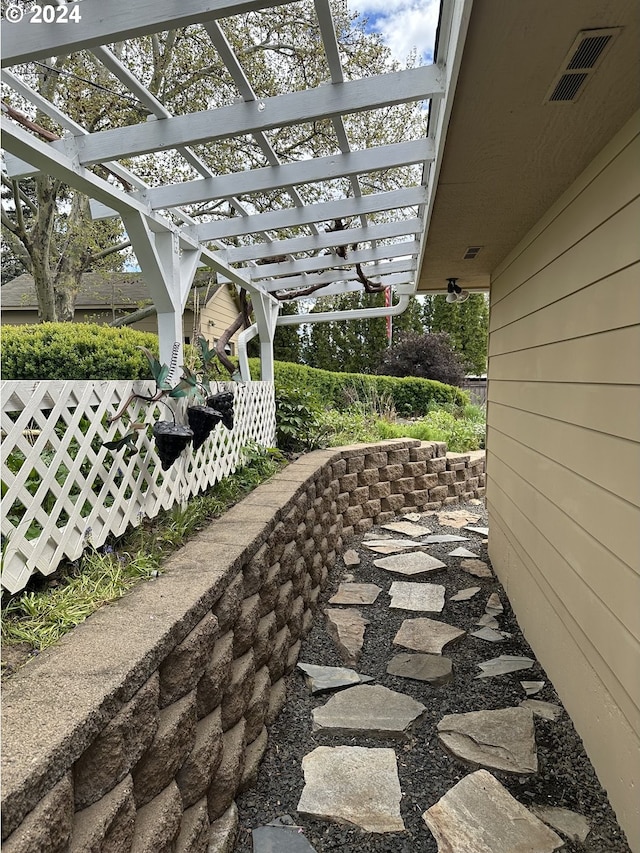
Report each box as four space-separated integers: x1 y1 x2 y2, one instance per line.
123 213 201 370
251 290 280 382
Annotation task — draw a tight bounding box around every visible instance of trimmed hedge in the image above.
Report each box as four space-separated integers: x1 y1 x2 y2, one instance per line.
1 323 159 380
248 359 468 415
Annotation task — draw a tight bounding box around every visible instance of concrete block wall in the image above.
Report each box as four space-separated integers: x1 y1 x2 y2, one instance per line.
1 439 485 853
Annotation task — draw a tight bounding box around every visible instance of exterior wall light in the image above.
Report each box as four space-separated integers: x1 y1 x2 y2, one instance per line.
446 278 470 303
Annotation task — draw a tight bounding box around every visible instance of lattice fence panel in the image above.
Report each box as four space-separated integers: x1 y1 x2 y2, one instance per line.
1 380 276 594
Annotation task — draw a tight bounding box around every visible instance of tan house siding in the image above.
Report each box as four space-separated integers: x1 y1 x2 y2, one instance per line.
486 112 640 844
199 285 241 352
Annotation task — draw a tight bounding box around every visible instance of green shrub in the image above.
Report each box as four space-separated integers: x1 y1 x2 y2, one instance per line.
1 323 160 380
248 359 468 415
274 384 327 453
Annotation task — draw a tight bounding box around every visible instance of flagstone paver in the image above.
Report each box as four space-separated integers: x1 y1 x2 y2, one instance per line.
374 552 447 576
470 627 510 643
437 707 537 774
437 510 481 528
520 699 563 721
448 547 478 558
485 593 503 615
343 549 360 567
402 512 423 522
476 655 535 678
460 559 493 578
388 582 445 612
312 684 426 738
521 680 545 696
297 746 405 833
423 770 564 852
394 617 466 654
476 614 499 628
382 520 432 537
329 583 382 605
297 663 373 694
252 817 318 852
364 540 422 555
449 586 481 601
325 608 368 667
424 534 470 543
464 526 490 536
386 653 453 685
531 805 590 842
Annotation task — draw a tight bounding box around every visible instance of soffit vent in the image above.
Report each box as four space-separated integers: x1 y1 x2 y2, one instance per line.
544 27 621 104
463 246 482 260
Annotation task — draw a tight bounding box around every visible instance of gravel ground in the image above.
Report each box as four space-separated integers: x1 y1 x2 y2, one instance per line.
234 502 631 852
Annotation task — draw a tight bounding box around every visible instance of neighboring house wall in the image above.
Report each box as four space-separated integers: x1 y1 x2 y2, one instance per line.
199 285 241 354
486 112 640 844
1 285 241 350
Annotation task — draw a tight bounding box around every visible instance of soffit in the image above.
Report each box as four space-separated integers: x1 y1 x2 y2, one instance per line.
418 0 640 292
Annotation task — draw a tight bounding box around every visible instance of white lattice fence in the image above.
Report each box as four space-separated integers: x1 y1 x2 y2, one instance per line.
1 380 276 594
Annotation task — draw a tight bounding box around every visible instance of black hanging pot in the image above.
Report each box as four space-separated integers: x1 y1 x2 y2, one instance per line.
207 390 235 431
187 405 223 452
152 421 194 470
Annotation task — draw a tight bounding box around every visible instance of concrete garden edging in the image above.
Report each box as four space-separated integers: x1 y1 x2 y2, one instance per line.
1 439 485 853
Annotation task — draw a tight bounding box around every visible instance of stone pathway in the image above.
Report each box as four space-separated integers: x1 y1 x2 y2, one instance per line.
240 504 629 852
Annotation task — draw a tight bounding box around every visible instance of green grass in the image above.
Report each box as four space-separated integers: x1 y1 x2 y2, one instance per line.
316 401 486 453
1 447 285 658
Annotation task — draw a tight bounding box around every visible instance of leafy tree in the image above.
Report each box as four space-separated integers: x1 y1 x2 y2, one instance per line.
273 301 302 364
2 6 426 329
302 291 388 374
1 67 132 319
391 295 425 345
424 294 489 375
377 331 466 386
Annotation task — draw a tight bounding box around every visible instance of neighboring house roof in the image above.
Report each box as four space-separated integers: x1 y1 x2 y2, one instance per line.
0 272 229 311
418 0 639 292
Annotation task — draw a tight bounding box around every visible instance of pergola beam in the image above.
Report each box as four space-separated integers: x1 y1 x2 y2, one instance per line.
47 66 443 164
121 139 432 213
261 259 415 292
0 0 291 67
248 240 420 279
193 186 426 241
225 219 422 263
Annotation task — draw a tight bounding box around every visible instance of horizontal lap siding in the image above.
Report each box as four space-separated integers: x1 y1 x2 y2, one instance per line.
200 287 241 342
486 112 640 845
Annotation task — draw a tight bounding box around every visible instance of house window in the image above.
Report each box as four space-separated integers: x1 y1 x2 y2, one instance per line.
184 336 191 345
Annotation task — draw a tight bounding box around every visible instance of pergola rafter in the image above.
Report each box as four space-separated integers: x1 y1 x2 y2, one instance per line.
1 0 473 381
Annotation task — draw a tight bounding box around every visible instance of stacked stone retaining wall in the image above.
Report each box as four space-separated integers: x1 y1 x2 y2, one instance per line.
1 439 485 853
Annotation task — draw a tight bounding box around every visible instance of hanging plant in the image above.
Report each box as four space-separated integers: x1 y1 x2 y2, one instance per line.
206 390 235 431
103 337 235 465
188 405 223 451
153 421 194 470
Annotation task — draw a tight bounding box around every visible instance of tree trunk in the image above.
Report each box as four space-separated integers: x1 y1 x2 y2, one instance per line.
29 176 57 320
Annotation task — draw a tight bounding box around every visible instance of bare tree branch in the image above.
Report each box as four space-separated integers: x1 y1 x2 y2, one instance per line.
1 174 38 215
88 239 131 264
109 305 156 327
1 203 22 237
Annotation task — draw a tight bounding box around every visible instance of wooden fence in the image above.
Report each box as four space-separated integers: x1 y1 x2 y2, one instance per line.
1 380 276 594
461 379 487 405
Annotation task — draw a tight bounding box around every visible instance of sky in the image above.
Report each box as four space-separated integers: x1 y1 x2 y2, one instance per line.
347 0 441 65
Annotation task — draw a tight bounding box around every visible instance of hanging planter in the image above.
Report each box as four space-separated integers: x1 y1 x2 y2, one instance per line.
207 390 235 431
187 405 223 452
153 421 194 470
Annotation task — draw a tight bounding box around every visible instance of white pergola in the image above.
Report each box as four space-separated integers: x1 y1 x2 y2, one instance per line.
1 0 472 380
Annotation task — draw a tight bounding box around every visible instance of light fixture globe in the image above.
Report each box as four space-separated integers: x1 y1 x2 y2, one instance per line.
456 289 470 303
446 291 458 303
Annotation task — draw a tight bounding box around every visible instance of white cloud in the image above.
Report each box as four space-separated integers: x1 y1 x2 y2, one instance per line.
347 0 440 64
